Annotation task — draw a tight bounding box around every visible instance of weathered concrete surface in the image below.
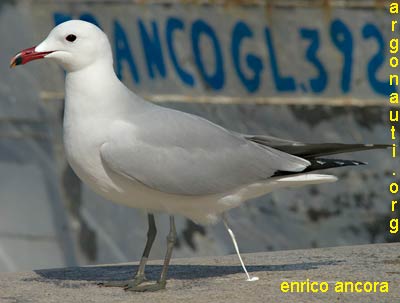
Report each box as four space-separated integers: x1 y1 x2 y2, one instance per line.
0 243 399 303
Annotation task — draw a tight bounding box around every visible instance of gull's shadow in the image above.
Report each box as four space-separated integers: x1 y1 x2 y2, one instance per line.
25 260 343 285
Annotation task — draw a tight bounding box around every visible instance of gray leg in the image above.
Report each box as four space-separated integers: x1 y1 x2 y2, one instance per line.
99 213 157 288
159 215 177 284
134 213 157 281
126 215 177 292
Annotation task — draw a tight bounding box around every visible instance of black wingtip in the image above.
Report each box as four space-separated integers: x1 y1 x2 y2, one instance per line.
363 144 391 149
272 158 368 177
271 143 390 158
352 160 367 166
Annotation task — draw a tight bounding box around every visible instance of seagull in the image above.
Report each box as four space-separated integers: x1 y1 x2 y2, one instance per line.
10 20 387 292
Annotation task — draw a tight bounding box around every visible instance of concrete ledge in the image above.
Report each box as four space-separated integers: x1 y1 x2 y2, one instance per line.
0 243 399 303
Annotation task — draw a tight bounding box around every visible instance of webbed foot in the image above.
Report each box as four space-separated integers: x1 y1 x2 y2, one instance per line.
125 280 166 292
98 275 147 288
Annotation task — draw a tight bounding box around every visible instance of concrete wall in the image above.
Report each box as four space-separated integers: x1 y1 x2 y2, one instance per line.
0 0 396 271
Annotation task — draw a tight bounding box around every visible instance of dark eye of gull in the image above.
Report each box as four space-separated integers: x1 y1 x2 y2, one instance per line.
66 34 77 42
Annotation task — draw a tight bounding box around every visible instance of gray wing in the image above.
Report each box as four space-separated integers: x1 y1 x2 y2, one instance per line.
100 108 310 196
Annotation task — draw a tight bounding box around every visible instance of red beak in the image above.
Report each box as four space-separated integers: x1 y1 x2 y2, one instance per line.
10 46 53 68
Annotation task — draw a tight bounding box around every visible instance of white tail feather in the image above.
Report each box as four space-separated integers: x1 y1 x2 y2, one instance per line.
275 173 338 188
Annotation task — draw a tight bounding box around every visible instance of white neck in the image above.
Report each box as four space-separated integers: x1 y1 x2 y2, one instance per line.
64 60 150 122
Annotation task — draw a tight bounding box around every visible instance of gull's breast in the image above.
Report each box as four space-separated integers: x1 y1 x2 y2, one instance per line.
63 117 114 192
